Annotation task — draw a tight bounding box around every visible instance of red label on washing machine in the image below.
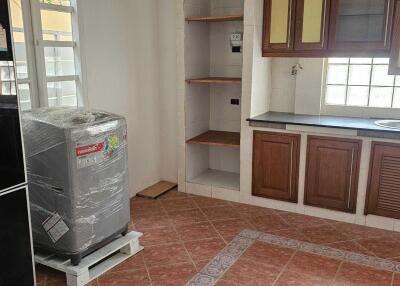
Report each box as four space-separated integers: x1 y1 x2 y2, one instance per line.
75 143 104 157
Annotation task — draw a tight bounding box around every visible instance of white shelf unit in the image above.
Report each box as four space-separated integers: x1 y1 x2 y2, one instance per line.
181 0 244 198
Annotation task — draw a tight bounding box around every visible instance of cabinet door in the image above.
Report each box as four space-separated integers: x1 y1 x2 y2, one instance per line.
305 136 361 213
0 188 35 286
328 0 395 54
366 142 400 219
389 0 400 74
252 131 300 203
295 0 330 51
263 0 297 55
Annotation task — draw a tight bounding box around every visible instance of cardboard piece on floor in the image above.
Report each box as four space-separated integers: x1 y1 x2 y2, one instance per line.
136 181 177 199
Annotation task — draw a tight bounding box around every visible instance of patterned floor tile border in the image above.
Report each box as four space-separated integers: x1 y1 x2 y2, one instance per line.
186 229 400 286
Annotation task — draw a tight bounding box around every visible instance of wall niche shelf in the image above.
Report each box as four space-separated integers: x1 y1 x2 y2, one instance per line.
186 77 242 84
180 0 244 197
188 169 240 191
187 130 240 147
185 15 243 22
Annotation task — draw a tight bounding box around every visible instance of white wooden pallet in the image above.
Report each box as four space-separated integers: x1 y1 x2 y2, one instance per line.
35 231 143 286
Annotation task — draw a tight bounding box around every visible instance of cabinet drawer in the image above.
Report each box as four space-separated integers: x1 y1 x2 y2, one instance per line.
304 136 361 213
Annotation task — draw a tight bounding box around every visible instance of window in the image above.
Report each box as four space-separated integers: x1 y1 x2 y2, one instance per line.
0 61 16 96
324 58 400 109
9 0 82 110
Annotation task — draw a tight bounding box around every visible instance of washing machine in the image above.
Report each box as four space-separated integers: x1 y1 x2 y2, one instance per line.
22 107 130 265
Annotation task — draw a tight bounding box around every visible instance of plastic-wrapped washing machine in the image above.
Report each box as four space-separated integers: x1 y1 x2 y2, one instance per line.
22 107 130 265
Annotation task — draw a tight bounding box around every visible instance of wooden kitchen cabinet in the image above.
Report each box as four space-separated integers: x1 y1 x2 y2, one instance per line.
304 136 361 213
262 0 297 55
252 131 300 203
262 0 396 57
365 142 400 219
328 0 395 55
294 0 330 52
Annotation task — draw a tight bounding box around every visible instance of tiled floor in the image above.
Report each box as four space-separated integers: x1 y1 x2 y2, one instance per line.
36 190 400 286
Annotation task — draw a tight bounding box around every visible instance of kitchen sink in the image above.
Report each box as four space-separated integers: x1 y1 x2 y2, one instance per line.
375 120 400 130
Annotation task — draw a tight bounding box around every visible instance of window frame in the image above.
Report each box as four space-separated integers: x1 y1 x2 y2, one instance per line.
321 58 400 119
11 0 86 109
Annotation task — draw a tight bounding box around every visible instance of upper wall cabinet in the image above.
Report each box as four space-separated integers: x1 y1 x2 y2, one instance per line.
263 0 297 54
294 0 330 52
329 0 394 55
262 0 397 58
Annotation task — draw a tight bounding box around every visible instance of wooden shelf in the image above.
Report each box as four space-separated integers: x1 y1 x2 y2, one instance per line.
186 15 244 22
188 169 240 191
187 130 240 147
186 77 242 84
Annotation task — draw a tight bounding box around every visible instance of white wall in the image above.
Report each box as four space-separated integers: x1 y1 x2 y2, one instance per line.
78 0 178 196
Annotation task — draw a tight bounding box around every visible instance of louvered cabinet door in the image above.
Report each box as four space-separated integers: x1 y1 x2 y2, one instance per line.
304 136 361 213
252 131 300 203
366 142 400 219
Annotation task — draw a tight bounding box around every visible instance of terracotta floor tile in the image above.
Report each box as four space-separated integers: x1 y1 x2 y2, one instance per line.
98 269 150 286
231 203 275 218
242 241 294 268
333 262 392 286
201 206 240 221
168 209 208 226
274 270 332 286
45 281 67 286
109 252 146 273
184 237 226 261
131 204 166 218
393 273 400 286
131 199 163 212
175 221 219 241
356 237 400 259
44 267 65 283
157 189 187 200
193 259 210 271
161 198 198 212
285 251 341 281
132 214 172 230
332 222 393 240
278 212 329 227
192 196 232 209
222 257 281 286
212 218 253 238
139 226 179 246
325 240 374 256
248 214 290 232
299 224 350 244
148 262 197 286
271 228 310 242
142 243 191 267
35 265 47 285
215 279 238 286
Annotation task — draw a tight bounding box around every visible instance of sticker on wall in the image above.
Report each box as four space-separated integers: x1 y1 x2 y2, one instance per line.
42 213 70 243
0 24 7 52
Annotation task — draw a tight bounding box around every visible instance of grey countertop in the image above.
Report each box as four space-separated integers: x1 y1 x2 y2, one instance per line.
247 112 400 133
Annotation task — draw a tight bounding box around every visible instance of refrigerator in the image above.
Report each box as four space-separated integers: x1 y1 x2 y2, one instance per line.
0 0 36 285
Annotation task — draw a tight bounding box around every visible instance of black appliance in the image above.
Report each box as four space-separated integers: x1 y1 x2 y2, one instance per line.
0 0 35 285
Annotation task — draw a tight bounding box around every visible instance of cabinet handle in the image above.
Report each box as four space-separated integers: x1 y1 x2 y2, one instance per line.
347 148 355 209
287 0 293 48
383 0 392 47
289 141 294 197
321 0 327 46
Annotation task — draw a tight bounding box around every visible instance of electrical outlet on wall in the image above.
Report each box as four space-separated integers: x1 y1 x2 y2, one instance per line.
230 32 243 53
